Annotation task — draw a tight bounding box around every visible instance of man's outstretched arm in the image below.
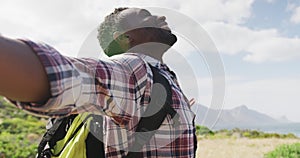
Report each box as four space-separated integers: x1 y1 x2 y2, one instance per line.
0 36 50 103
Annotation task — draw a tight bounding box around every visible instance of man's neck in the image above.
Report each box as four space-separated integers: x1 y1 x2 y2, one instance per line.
128 42 170 63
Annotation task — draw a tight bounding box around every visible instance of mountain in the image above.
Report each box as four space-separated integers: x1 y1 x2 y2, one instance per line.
191 104 292 130
275 115 291 123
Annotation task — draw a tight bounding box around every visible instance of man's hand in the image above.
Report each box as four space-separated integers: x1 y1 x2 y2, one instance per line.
0 36 50 103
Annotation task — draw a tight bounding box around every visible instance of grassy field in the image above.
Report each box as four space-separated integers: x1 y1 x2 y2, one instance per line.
196 138 300 158
1 98 300 158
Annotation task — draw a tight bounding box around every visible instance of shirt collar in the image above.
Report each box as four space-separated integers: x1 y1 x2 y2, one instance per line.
138 53 178 78
139 53 171 69
139 54 162 68
122 53 172 73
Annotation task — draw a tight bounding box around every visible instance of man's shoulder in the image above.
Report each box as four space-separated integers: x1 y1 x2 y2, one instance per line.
110 53 145 61
110 53 148 69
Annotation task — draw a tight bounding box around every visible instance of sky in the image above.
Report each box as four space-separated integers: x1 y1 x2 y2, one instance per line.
1 0 300 122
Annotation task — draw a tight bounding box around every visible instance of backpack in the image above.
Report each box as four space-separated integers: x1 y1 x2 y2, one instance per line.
37 65 181 158
37 113 104 158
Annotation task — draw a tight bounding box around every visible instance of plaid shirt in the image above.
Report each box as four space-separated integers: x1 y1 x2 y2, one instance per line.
10 39 196 158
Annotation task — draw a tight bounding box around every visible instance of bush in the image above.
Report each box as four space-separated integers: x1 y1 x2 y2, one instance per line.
0 118 45 134
265 143 300 158
0 132 38 158
214 128 298 139
0 97 46 157
196 125 214 136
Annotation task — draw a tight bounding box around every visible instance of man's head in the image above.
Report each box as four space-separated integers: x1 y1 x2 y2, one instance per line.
97 7 177 57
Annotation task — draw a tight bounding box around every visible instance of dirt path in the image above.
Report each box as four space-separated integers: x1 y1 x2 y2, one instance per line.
196 138 300 158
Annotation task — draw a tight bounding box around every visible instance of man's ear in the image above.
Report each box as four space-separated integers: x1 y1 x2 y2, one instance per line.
113 32 130 41
113 31 121 41
113 31 131 51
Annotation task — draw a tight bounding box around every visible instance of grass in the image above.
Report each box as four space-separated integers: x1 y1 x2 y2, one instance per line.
197 138 300 158
196 125 300 158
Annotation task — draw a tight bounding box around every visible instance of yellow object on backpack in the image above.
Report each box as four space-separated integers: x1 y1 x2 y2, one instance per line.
50 113 92 158
37 112 105 158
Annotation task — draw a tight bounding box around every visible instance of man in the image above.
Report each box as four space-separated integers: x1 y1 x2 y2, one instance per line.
0 7 196 157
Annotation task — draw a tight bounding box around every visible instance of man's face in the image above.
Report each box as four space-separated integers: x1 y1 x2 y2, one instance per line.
118 8 171 32
117 8 177 48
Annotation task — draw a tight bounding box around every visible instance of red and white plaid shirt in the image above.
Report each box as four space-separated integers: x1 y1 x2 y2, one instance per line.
9 39 196 158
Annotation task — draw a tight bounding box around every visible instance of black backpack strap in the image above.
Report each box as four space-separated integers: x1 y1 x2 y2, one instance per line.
37 114 94 158
124 65 180 158
86 115 105 158
37 116 73 158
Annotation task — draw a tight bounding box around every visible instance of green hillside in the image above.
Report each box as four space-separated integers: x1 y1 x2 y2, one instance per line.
0 97 46 158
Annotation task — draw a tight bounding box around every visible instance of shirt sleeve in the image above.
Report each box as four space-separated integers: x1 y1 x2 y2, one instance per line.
7 40 151 125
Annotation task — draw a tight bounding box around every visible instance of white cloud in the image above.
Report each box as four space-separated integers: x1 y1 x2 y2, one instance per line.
286 2 297 11
224 77 300 122
203 22 300 63
174 73 300 122
0 0 125 56
265 0 275 3
124 0 254 24
0 0 257 58
178 0 254 24
290 6 300 24
172 71 300 122
244 37 300 62
161 53 300 122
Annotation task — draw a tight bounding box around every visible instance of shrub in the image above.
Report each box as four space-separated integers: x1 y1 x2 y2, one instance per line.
0 97 46 157
214 128 298 139
0 132 37 158
196 125 214 136
265 143 300 158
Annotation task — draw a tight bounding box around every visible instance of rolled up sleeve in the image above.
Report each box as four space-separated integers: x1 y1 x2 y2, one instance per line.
8 39 85 117
7 40 151 123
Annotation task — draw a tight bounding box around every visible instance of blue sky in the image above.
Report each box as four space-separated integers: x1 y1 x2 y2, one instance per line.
246 0 300 37
1 0 300 121
240 0 300 80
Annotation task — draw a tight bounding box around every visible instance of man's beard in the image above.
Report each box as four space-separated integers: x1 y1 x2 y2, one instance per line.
108 27 178 55
146 27 177 47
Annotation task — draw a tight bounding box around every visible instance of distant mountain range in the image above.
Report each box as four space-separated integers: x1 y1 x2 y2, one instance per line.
191 104 292 130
